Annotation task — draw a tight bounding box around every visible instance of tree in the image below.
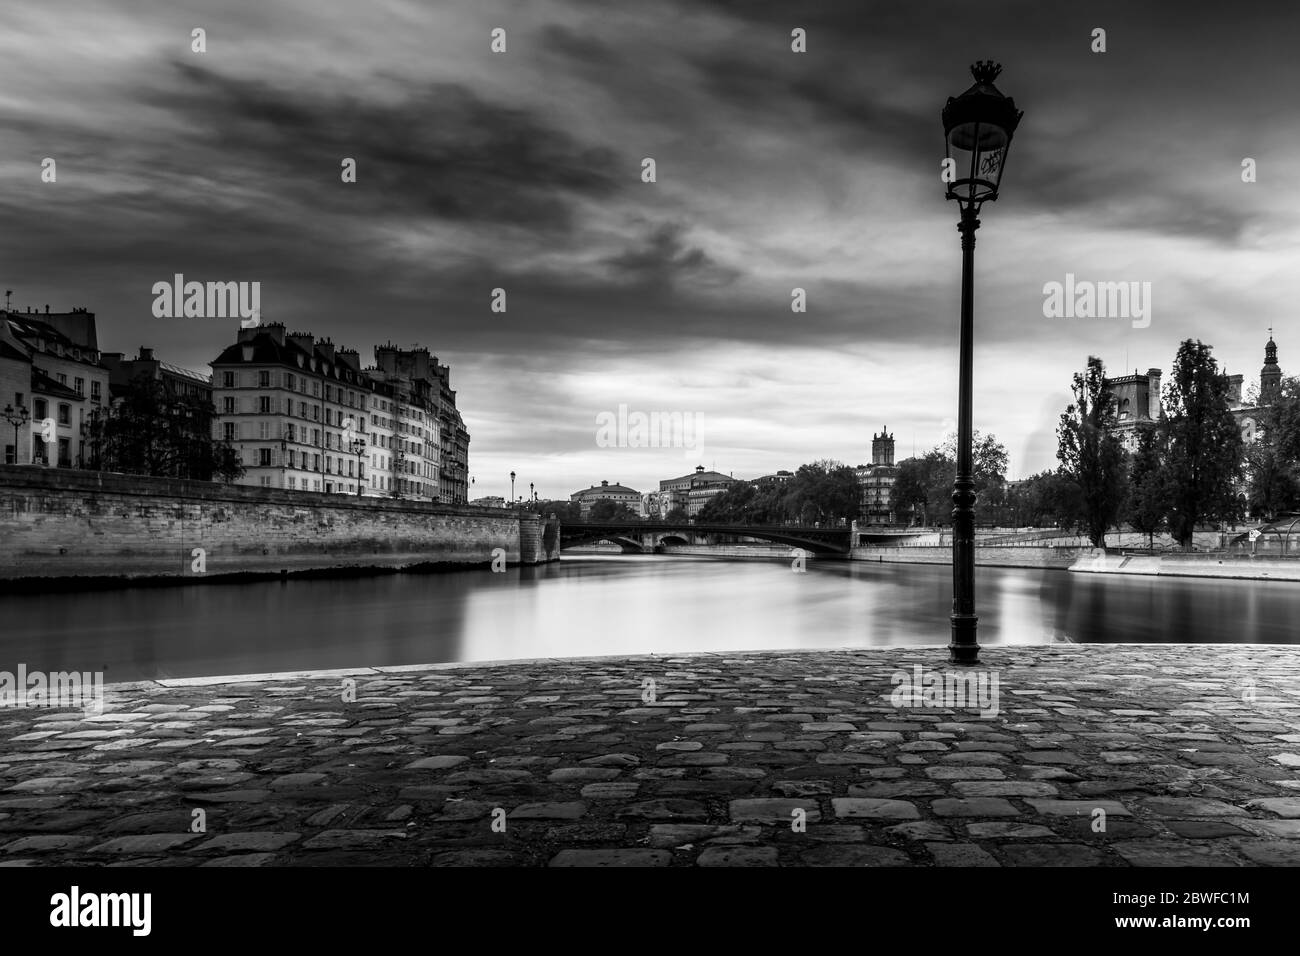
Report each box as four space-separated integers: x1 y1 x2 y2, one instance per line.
1160 340 1243 547
1125 425 1166 547
1006 470 1082 528
783 460 860 525
91 375 243 482
588 499 638 521
891 451 949 526
1057 356 1128 548
894 433 1008 527
1245 376 1300 520
536 499 582 521
664 506 689 523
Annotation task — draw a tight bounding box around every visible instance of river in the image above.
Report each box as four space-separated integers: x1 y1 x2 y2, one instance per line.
0 555 1295 683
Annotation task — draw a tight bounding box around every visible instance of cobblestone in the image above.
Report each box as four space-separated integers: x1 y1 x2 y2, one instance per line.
0 645 1296 866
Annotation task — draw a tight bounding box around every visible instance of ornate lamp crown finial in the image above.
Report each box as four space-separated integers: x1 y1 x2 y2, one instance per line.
970 61 1003 84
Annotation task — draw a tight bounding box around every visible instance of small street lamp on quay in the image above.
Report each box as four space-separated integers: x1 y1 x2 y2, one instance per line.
510 471 516 508
3 403 30 464
941 61 1023 666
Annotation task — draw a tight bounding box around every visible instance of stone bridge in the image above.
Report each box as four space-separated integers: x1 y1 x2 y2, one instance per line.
560 521 854 555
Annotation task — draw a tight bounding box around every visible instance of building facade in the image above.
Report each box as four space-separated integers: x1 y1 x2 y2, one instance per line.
209 325 471 500
1 307 110 468
1103 336 1284 450
659 465 737 517
571 480 641 517
857 427 900 524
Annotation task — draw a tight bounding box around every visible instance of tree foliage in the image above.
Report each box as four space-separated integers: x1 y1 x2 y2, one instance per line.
1057 356 1128 547
1159 340 1243 547
90 375 243 482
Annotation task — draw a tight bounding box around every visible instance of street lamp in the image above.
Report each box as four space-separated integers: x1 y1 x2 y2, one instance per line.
510 470 516 507
942 61 1023 665
350 436 366 496
529 482 534 507
3 403 30 465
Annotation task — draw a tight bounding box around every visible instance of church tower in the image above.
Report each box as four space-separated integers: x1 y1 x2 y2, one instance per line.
1261 333 1281 405
871 427 895 466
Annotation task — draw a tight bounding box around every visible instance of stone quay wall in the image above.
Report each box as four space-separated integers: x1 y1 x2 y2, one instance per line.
0 465 559 586
1070 549 1300 581
850 545 1083 570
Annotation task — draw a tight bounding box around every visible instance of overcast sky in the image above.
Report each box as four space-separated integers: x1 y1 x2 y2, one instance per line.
2 0 1298 501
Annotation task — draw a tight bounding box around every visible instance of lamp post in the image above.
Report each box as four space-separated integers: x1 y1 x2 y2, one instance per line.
941 61 1023 666
510 471 516 508
351 437 365 496
3 403 30 465
529 482 534 507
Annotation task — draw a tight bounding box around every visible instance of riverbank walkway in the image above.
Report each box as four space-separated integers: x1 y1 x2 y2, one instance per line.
1 645 1298 866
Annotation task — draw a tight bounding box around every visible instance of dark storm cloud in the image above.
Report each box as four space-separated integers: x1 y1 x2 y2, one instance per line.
145 60 624 230
599 222 741 291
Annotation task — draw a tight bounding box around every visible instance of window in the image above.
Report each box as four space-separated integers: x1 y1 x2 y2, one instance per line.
312 406 319 421
259 448 271 467
58 403 70 425
33 399 46 420
74 378 84 396
223 397 235 414
223 371 235 388
284 373 294 389
259 371 270 387
259 422 269 440
299 401 307 418
312 382 320 397
325 408 332 426
325 457 333 474
312 428 320 446
288 476 296 490
57 373 67 385
285 398 293 415
4 444 13 464
223 422 236 441
286 424 295 442
260 476 271 487
258 396 271 414
314 479 320 491
313 454 320 471
58 438 70 467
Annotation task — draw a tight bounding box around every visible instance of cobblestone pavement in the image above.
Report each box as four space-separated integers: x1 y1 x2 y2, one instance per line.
1 645 1298 867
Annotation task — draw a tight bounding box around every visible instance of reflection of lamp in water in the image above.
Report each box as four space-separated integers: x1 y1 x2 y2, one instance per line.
942 61 1023 666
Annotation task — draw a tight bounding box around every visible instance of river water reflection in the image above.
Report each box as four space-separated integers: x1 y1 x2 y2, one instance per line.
0 554 1295 683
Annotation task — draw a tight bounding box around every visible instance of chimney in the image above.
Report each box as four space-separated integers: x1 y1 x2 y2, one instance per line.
601 480 609 487
139 347 154 362
45 304 49 314
287 331 314 353
1147 368 1162 419
317 338 336 363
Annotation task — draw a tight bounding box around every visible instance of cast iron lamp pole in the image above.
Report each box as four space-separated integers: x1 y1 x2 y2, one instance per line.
941 61 1023 665
510 470 516 508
